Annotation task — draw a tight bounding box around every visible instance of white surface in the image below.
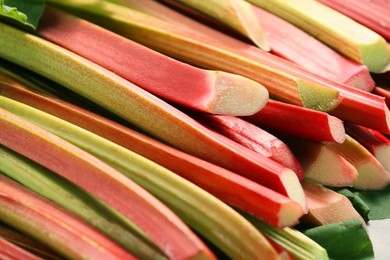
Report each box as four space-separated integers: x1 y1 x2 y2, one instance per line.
368 219 390 260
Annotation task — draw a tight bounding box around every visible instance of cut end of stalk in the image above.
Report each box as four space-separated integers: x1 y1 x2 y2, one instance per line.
353 161 390 190
277 201 305 228
296 79 341 112
304 145 358 188
359 38 390 73
328 116 346 144
281 169 307 213
238 3 270 51
342 66 376 92
209 71 269 116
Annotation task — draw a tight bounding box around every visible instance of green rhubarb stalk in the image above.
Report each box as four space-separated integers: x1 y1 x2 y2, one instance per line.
0 174 136 259
45 0 341 112
174 0 269 50
0 96 279 260
0 82 304 229
247 0 390 73
0 107 212 260
0 145 167 260
0 19 307 211
241 211 329 260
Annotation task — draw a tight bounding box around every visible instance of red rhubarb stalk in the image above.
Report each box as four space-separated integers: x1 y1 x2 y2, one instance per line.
345 122 390 173
0 174 136 259
0 237 43 260
373 86 390 108
252 5 375 91
0 108 212 260
194 113 304 179
0 82 304 228
0 21 306 209
38 7 268 116
242 100 346 143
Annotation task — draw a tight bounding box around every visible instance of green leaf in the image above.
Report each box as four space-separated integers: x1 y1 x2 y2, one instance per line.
304 218 374 260
0 0 45 29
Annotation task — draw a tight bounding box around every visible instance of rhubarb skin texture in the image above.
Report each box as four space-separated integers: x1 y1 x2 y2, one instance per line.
195 113 304 180
243 100 345 143
0 108 212 260
247 0 390 73
0 237 43 260
0 174 136 260
0 21 306 211
252 5 375 92
0 83 304 228
0 97 279 260
46 0 342 113
38 8 269 117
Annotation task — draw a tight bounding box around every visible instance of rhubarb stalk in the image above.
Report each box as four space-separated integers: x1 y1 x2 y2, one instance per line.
0 20 306 210
38 7 269 117
0 82 304 228
0 237 43 260
0 174 136 259
252 5 375 91
243 99 346 143
0 107 212 260
194 113 304 179
324 135 390 190
247 0 390 73
0 97 279 259
45 0 342 113
173 0 269 50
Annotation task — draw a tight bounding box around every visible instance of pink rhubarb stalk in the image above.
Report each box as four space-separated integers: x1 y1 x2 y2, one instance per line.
252 5 375 91
0 82 305 228
38 7 268 117
194 113 304 179
300 180 366 227
0 174 136 259
345 122 390 173
283 138 358 188
317 0 390 41
0 108 213 260
242 100 346 144
324 135 390 190
0 237 43 260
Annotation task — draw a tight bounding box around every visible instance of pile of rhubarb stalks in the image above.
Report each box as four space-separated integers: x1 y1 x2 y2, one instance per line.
1 0 390 259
